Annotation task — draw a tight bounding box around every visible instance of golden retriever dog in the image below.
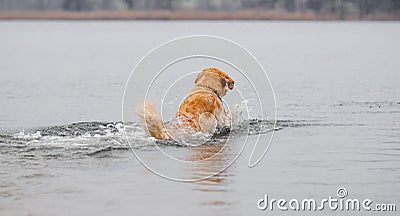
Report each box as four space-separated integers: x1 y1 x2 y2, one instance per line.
137 68 235 140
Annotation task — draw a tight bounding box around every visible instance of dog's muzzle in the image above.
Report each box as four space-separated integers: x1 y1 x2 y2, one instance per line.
227 81 234 90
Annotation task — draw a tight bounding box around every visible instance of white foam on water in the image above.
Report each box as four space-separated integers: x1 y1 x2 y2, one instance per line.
13 130 42 139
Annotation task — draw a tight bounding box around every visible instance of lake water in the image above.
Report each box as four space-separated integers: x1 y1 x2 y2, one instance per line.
0 21 399 215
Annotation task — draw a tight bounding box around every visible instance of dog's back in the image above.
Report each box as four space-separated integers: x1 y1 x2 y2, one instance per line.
137 68 234 140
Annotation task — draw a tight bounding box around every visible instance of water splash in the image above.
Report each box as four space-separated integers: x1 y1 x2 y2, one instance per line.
0 117 359 158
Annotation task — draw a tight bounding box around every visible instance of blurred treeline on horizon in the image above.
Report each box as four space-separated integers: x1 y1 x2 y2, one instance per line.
0 0 399 20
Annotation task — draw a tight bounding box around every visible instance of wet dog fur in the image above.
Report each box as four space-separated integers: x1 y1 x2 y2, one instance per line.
137 68 234 140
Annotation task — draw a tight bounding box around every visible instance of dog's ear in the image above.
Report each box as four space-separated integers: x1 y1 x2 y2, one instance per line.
220 78 226 88
194 72 205 84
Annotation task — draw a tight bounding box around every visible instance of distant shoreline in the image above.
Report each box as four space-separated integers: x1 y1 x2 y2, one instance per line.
0 10 399 21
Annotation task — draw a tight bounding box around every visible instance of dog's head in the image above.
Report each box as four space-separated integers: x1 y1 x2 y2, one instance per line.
194 68 235 97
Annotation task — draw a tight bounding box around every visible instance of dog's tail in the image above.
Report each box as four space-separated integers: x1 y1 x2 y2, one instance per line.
136 100 168 140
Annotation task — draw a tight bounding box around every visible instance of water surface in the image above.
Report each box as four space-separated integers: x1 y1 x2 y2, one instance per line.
0 21 399 215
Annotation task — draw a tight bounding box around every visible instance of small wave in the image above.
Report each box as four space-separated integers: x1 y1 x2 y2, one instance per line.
39 121 125 137
86 146 130 157
0 118 355 157
335 100 400 107
13 130 42 139
334 100 400 114
0 122 137 159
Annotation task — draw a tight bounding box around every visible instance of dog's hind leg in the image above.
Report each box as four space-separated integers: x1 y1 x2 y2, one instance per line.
198 112 217 134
